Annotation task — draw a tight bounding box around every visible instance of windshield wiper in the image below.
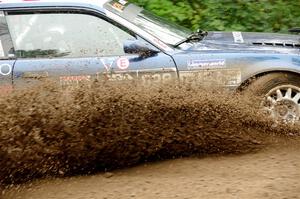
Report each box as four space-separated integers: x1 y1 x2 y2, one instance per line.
175 29 208 47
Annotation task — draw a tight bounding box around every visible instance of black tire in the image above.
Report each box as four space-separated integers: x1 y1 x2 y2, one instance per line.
244 72 300 96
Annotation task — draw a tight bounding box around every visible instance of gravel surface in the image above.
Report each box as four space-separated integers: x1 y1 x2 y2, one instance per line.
3 139 300 199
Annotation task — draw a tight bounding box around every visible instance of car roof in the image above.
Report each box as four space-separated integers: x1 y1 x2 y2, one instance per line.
0 0 109 10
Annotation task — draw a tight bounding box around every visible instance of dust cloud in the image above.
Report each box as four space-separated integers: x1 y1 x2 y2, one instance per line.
0 81 298 187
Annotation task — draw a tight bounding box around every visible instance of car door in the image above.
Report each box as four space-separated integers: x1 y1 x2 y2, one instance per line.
5 9 177 88
0 11 14 94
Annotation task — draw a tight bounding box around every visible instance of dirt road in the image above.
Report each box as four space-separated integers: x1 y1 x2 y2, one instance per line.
1 83 300 198
3 139 300 199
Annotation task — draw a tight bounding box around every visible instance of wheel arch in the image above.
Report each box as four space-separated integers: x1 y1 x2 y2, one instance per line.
237 69 300 92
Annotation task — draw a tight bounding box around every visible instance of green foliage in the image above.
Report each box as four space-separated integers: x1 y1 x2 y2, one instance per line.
129 0 300 33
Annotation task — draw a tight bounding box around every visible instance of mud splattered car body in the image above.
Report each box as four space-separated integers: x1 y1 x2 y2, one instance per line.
0 0 300 122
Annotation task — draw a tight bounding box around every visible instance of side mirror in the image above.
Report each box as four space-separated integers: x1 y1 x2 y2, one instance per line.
124 39 160 57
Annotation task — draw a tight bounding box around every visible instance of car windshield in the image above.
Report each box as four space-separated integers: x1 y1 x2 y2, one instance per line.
105 0 192 46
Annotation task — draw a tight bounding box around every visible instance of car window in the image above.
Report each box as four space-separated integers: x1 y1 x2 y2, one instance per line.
0 12 14 59
105 1 192 46
6 12 135 58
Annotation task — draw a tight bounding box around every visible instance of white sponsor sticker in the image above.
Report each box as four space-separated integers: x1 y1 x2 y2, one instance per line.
0 64 12 76
119 0 128 5
232 32 244 43
187 59 226 70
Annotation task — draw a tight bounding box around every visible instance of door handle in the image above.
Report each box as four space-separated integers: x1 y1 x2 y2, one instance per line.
22 71 49 79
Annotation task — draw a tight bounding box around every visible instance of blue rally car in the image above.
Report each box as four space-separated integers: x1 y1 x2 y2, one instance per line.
0 0 300 123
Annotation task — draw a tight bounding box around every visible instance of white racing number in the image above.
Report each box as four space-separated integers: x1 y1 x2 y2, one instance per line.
0 64 12 76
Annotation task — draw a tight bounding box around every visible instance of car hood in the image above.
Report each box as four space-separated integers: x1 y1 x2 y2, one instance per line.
189 31 300 53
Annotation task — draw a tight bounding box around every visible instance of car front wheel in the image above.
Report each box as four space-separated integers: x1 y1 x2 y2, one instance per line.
244 72 300 124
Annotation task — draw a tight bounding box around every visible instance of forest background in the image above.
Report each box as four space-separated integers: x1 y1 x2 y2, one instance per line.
130 0 300 33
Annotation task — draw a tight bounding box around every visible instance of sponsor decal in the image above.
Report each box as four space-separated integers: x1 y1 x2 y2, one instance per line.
112 2 124 11
100 58 114 71
110 0 128 12
22 71 48 79
232 32 244 43
96 68 177 84
60 75 91 81
110 0 129 12
180 69 241 87
117 57 130 70
187 59 226 70
60 75 91 86
0 64 12 76
118 0 128 5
